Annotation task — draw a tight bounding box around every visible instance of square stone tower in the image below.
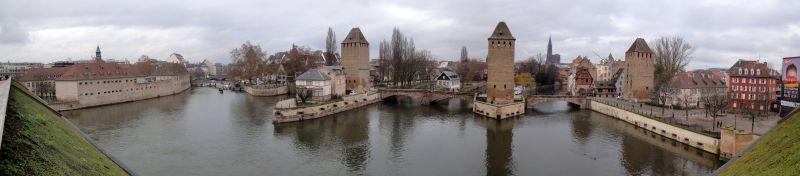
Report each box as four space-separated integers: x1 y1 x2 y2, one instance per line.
341 28 371 94
622 38 654 103
487 22 516 105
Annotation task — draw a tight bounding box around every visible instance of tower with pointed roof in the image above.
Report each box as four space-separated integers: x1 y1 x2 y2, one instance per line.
487 21 516 105
622 38 655 103
94 45 103 62
340 27 371 94
474 21 526 119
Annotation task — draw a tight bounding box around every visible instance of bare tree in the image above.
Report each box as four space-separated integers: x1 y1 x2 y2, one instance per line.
296 87 313 104
457 46 470 86
701 89 728 130
229 41 268 83
324 27 338 66
653 36 695 87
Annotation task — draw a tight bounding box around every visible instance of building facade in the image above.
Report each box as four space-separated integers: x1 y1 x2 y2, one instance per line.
320 66 346 97
665 71 728 108
295 68 332 101
728 60 780 113
341 28 371 95
623 38 655 103
435 71 461 91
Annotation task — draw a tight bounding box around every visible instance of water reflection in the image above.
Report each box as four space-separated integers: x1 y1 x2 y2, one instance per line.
64 88 722 176
474 117 516 176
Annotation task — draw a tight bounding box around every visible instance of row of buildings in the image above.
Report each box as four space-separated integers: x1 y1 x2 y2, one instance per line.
559 39 780 112
17 46 191 110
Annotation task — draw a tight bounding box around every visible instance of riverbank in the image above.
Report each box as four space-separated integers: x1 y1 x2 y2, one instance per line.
0 80 130 175
51 76 190 111
589 100 721 154
272 92 381 123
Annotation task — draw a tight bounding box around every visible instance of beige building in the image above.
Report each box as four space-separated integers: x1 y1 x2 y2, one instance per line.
320 66 346 97
623 38 655 103
473 21 525 119
486 22 516 105
341 28 371 95
665 71 727 108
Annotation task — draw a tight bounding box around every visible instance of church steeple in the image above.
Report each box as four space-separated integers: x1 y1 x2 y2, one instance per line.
95 45 102 62
547 34 553 59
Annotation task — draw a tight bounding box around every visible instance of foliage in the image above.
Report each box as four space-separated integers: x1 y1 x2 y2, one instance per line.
375 27 438 87
517 54 558 94
719 111 800 175
296 87 313 103
324 27 338 66
515 73 535 88
0 86 127 175
653 36 694 85
229 41 268 82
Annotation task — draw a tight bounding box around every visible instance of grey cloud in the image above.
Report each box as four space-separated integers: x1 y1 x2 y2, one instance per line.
1 0 799 70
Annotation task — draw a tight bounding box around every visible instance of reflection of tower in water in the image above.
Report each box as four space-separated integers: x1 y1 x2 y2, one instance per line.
474 116 516 176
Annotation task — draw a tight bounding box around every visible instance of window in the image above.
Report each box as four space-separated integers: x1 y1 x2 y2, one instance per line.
744 69 748 75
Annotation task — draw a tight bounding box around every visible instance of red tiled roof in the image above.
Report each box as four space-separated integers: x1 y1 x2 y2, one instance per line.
56 63 147 81
669 71 727 89
18 67 71 82
728 60 779 78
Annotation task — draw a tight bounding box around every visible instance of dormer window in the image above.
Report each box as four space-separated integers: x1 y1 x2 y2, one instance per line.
738 68 742 75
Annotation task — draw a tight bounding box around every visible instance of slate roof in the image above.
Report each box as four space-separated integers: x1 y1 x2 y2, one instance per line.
489 21 515 40
296 69 331 81
626 38 653 53
342 28 369 44
437 71 460 80
728 60 779 78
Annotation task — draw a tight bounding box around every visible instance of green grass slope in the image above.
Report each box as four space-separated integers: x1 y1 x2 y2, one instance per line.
719 111 800 175
0 84 128 175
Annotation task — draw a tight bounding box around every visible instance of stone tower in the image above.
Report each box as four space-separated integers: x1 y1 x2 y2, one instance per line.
486 22 516 105
622 38 654 103
340 28 371 94
95 45 102 62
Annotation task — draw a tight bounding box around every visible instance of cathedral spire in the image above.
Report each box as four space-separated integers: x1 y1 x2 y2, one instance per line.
547 34 553 58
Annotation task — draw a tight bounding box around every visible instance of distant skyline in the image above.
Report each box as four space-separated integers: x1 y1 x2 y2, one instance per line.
1 0 799 69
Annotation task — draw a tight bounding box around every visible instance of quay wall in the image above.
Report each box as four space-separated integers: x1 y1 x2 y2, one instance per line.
589 100 720 154
273 92 380 123
244 85 288 97
51 75 190 111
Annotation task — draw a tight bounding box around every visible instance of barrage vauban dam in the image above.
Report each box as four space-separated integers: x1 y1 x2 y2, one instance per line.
1 21 797 175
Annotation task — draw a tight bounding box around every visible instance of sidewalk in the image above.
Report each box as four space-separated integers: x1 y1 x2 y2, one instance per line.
592 98 779 135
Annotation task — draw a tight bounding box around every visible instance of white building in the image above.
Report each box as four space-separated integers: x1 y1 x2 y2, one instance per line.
295 69 332 101
435 71 461 91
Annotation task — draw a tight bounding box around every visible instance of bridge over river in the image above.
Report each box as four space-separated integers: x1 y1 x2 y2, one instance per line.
377 88 588 108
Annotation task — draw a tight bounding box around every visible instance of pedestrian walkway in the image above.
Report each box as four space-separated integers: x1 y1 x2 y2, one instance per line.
592 98 779 135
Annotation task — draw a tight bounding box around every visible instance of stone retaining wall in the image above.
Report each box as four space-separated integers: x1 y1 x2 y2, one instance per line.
273 93 381 123
590 100 720 154
244 85 288 97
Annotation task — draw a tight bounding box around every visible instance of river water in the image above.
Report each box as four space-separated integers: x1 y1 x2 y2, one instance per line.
63 87 723 176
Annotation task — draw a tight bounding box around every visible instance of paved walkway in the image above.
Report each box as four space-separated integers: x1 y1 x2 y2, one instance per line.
592 98 780 135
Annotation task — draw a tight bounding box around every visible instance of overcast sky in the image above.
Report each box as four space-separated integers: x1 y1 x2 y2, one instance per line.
1 0 799 69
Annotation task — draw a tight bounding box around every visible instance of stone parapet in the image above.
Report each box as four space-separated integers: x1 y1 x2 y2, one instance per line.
244 85 288 97
273 93 380 123
590 100 719 154
473 101 525 119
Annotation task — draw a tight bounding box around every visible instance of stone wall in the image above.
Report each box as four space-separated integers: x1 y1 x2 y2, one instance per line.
52 74 190 111
590 100 719 154
473 101 525 119
244 85 288 97
272 92 381 123
719 128 759 160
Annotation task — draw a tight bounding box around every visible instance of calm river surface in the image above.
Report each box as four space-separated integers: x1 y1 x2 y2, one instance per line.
64 87 722 176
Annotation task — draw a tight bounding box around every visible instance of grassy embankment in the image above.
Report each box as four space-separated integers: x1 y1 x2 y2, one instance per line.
719 110 800 175
0 84 128 175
